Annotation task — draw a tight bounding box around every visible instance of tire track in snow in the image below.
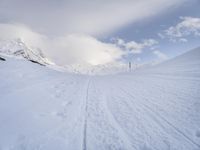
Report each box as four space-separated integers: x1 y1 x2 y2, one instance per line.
82 78 91 150
120 88 200 149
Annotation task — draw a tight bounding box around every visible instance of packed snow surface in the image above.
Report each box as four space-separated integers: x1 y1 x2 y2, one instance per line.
0 47 200 150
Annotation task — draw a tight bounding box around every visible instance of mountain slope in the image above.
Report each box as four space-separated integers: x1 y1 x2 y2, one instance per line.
0 47 200 150
135 47 200 77
0 39 53 66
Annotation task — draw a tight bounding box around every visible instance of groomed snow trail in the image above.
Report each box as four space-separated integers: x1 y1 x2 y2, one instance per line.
0 48 200 150
97 74 200 150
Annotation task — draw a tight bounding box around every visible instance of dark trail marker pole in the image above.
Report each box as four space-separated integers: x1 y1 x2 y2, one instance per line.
129 62 131 72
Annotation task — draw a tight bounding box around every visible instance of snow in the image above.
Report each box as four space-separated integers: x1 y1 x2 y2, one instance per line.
0 39 54 66
0 47 200 150
63 62 129 75
0 38 135 75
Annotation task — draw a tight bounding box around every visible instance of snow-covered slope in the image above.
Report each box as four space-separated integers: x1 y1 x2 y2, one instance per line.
0 39 53 66
0 47 200 150
136 47 200 77
64 62 130 75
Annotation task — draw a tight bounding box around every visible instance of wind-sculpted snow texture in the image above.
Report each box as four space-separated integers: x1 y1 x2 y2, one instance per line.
0 48 200 150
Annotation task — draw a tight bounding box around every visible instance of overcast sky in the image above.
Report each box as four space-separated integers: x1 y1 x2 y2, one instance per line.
0 0 199 65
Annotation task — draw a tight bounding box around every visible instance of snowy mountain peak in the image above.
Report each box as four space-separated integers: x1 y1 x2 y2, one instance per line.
0 38 54 66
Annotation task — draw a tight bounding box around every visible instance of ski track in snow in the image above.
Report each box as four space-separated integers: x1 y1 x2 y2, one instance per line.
0 48 200 150
82 78 91 150
120 87 200 148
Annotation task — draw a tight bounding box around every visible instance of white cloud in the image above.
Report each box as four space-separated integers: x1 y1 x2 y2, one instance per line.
0 0 187 66
0 23 124 66
136 57 141 62
143 39 159 47
179 38 188 43
159 17 200 42
50 34 124 66
158 33 165 39
114 38 158 54
153 50 168 60
0 23 48 49
0 0 186 37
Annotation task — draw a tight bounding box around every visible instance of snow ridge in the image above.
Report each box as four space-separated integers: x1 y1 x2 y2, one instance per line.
0 39 53 66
